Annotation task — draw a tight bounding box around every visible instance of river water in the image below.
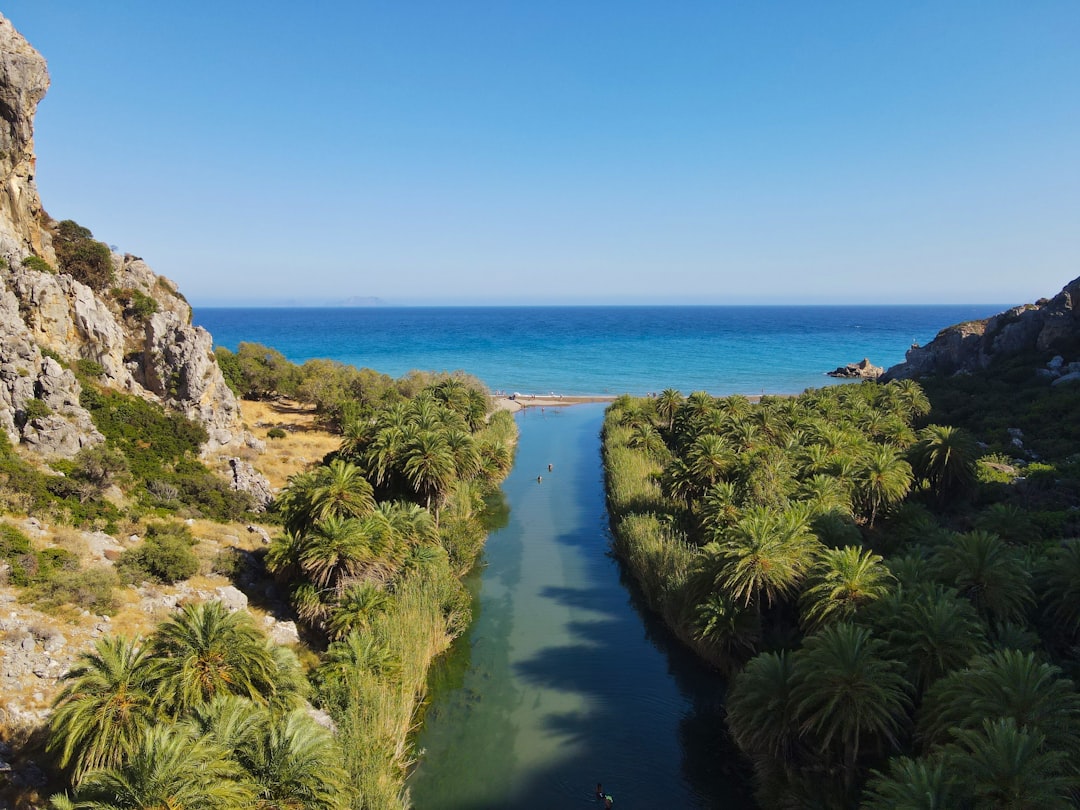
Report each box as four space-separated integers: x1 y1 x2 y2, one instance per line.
408 404 752 809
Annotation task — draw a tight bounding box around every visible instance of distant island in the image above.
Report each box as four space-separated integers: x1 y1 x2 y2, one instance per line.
335 296 385 307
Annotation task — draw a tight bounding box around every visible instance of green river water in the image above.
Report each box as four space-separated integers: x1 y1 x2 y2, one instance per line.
408 404 752 809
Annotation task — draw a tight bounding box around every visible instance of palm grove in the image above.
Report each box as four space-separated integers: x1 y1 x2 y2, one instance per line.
19 335 515 808
603 374 1080 808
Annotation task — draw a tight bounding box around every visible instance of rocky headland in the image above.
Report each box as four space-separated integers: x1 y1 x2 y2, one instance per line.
882 275 1080 381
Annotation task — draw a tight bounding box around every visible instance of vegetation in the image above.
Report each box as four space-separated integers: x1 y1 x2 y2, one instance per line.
51 220 115 291
46 601 351 809
602 372 1080 807
21 254 55 274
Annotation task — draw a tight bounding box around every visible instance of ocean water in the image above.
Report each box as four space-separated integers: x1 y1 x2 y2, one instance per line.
193 305 1000 397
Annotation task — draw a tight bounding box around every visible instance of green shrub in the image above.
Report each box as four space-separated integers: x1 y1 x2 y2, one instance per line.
52 219 115 291
81 388 208 480
29 565 119 614
38 346 63 365
112 287 159 320
118 522 199 584
21 254 55 273
211 546 245 579
20 397 52 425
74 358 105 380
267 427 287 439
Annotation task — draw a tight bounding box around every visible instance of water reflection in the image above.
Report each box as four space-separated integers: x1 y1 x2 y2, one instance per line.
409 405 753 809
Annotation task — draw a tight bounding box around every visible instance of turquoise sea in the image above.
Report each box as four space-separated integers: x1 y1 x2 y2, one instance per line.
194 305 1001 396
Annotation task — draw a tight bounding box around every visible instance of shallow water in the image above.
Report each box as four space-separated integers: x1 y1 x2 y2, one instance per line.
408 404 752 810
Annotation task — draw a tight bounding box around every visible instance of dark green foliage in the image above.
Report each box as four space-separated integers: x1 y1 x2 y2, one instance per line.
20 396 52 425
52 219 115 291
74 358 105 380
21 254 55 273
214 343 300 400
39 346 63 365
112 287 160 320
82 388 207 479
266 427 287 439
118 522 199 584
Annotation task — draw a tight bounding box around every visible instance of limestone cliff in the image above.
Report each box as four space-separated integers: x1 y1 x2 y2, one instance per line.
882 276 1080 381
0 14 243 457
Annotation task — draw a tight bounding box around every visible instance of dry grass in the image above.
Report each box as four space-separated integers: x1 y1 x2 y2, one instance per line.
237 399 341 489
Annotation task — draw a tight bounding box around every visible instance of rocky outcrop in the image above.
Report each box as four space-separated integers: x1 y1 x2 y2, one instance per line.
0 16 53 268
883 276 1080 381
827 358 883 379
0 14 246 456
229 458 274 512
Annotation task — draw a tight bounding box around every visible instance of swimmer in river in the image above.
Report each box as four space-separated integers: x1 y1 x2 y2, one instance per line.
595 783 604 800
537 475 542 483
548 463 553 472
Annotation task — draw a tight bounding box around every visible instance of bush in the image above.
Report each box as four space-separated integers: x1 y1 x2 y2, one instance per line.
53 219 115 291
112 287 159 320
267 427 287 439
29 565 119 614
74 358 105 380
21 255 55 273
18 397 52 426
118 522 198 584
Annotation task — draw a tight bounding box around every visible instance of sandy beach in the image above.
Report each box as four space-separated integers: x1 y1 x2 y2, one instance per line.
493 393 617 413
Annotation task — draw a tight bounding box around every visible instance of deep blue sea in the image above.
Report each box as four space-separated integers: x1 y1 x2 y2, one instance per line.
193 305 1001 397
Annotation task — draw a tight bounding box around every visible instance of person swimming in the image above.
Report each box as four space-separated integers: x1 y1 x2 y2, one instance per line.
595 783 603 800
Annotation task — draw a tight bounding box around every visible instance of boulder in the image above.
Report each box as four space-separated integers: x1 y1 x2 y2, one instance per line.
827 358 884 379
229 459 274 511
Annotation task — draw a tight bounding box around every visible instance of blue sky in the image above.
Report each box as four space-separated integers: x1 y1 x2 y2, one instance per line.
4 2 1079 306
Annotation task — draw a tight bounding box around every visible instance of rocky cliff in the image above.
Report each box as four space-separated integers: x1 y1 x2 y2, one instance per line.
882 276 1080 381
0 14 244 458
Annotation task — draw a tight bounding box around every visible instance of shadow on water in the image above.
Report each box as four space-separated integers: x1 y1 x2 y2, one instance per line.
409 405 754 810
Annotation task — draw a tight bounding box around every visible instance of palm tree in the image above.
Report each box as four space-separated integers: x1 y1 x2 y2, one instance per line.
688 433 735 489
402 430 456 512
791 623 911 779
715 505 821 609
327 582 393 640
800 546 894 630
150 601 280 718
877 584 988 696
854 445 913 526
860 755 958 810
890 378 931 422
944 718 1074 809
726 650 800 761
48 635 159 782
314 631 402 713
693 591 761 668
277 459 376 537
192 697 353 810
297 515 374 593
917 649 1080 756
910 424 978 503
931 530 1034 623
1038 539 1080 641
51 724 254 810
656 388 683 432
629 423 667 458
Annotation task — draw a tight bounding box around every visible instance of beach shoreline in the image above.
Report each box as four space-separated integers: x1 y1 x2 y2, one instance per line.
493 393 618 413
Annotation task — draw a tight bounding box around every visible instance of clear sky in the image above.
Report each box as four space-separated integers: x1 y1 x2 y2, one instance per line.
3 2 1079 306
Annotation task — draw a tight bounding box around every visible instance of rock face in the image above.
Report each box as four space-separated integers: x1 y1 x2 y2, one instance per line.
0 14 245 456
883 276 1080 381
0 15 53 268
827 358 883 379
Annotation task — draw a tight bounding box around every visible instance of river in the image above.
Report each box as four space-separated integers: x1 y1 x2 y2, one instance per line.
408 404 753 809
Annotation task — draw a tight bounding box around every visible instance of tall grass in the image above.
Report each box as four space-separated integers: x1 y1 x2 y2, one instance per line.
602 411 700 638
333 557 467 809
